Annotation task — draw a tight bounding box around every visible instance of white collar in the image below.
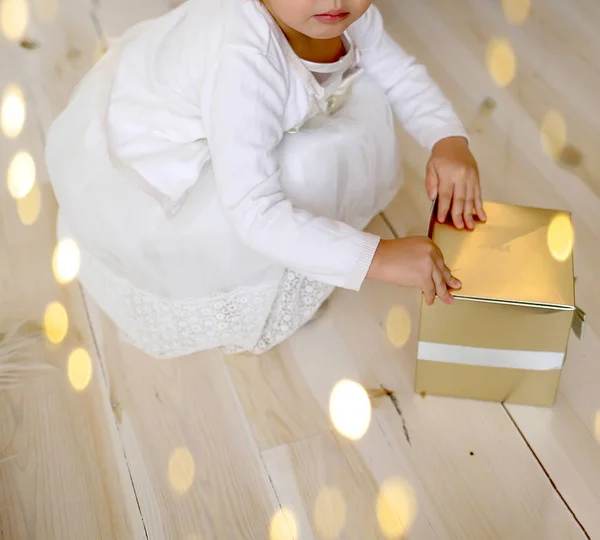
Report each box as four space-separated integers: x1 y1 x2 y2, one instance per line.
254 1 359 100
300 34 356 75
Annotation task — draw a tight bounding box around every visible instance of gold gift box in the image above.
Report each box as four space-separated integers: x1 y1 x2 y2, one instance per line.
415 200 585 407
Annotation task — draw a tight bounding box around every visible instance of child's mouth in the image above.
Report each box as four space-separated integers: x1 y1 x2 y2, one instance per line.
313 11 350 24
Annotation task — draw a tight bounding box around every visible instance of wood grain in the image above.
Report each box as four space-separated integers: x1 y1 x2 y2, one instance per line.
225 349 331 450
0 70 145 540
378 0 600 536
85 299 282 539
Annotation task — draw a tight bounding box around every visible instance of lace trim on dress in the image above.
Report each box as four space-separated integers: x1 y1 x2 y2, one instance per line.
78 249 334 358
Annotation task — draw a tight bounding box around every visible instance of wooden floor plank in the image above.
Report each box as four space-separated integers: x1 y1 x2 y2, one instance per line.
227 218 585 538
378 0 600 535
8 0 101 135
0 77 145 540
262 432 388 540
506 326 600 537
85 297 282 539
225 348 331 451
323 233 586 539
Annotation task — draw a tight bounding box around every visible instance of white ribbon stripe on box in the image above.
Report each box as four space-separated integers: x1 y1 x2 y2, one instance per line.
417 341 565 371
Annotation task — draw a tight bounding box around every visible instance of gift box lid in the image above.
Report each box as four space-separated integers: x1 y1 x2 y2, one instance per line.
427 200 575 309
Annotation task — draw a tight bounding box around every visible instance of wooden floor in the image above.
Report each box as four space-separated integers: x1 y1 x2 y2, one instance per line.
1 0 599 538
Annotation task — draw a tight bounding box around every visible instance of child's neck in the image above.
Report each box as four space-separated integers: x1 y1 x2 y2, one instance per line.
269 11 345 64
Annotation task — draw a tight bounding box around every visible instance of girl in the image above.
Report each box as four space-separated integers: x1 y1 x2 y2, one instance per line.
45 0 487 358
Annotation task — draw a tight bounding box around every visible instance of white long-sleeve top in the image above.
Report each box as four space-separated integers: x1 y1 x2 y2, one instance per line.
108 0 468 291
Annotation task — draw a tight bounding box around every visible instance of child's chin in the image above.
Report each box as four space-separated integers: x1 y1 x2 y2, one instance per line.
307 22 348 40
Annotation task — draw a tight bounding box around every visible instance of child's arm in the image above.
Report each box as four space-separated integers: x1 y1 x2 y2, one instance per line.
206 44 460 302
206 48 380 292
350 5 486 229
350 5 466 150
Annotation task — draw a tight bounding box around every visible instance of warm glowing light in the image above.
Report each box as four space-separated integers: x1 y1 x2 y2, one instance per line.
376 478 417 539
17 180 41 225
386 306 412 348
52 238 81 284
547 214 574 262
329 379 372 441
486 39 517 87
68 347 92 391
43 301 69 344
1 0 29 41
541 109 567 159
1 83 26 138
314 485 346 539
269 508 298 540
34 0 59 23
7 150 35 199
502 0 531 24
594 411 599 443
168 447 195 494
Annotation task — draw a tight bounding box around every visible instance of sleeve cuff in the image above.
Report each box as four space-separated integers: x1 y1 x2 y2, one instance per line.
422 124 470 151
343 232 381 292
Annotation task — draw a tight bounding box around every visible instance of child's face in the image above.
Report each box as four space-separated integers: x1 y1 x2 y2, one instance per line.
263 0 372 39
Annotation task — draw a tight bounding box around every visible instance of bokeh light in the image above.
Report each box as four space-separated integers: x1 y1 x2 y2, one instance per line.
168 447 195 494
52 238 81 284
329 379 372 441
68 347 92 391
376 478 417 539
34 0 59 23
16 180 41 225
269 507 298 540
1 0 29 41
43 301 69 344
1 83 26 138
486 38 517 87
547 214 574 262
7 150 35 199
502 0 531 25
314 485 346 539
386 306 412 348
541 109 567 160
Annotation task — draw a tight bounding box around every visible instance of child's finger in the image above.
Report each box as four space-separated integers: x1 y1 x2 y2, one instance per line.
440 263 461 290
423 281 436 305
463 188 475 230
446 270 462 291
448 274 462 290
451 182 466 229
437 186 453 223
425 162 439 201
474 184 487 222
433 268 453 304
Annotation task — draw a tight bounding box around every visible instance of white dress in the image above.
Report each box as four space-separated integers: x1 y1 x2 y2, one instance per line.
45 1 467 358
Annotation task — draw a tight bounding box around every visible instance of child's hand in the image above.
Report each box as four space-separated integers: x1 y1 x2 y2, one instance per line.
367 237 461 305
425 136 487 230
